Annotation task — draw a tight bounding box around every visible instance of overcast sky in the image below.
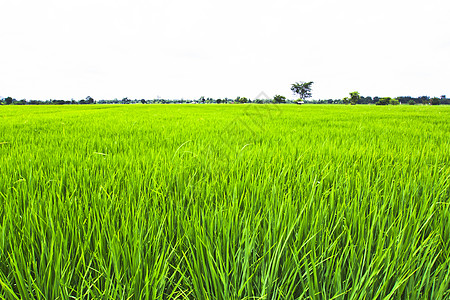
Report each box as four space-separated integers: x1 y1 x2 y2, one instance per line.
1 0 449 100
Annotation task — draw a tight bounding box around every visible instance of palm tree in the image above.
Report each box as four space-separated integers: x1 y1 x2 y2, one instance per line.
291 81 314 101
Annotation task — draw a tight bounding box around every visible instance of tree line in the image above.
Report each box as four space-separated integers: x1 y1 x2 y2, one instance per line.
1 82 448 105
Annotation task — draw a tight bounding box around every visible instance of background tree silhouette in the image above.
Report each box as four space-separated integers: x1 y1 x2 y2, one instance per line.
291 81 314 101
349 91 360 105
4 97 14 105
273 95 286 103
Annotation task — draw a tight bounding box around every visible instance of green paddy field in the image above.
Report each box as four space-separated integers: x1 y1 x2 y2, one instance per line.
0 104 449 299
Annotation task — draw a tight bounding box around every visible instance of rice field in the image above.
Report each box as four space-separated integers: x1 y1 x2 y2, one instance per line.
0 104 449 299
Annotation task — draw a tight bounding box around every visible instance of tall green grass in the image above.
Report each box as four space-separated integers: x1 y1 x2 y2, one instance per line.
0 104 449 299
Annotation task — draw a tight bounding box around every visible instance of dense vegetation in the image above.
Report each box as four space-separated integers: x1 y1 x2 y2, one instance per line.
0 105 449 299
1 95 449 105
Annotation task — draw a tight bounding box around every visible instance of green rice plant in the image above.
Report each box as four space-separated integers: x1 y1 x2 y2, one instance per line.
0 104 449 299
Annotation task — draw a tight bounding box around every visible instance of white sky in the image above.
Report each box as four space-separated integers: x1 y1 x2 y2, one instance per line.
1 0 449 100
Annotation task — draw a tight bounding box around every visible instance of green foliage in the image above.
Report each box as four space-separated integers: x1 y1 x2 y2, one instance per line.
349 91 360 105
376 97 391 105
235 96 248 103
408 100 415 105
375 97 400 105
4 97 14 105
273 94 286 103
390 98 400 105
14 99 27 105
431 97 440 105
0 105 449 299
86 96 95 104
343 97 350 104
290 81 313 100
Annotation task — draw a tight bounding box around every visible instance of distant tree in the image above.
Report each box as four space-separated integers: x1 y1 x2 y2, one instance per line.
440 96 450 105
199 96 206 104
360 96 373 104
398 96 412 104
430 97 440 105
342 97 350 105
419 96 430 105
52 99 66 105
236 96 248 103
291 81 314 101
273 95 286 103
122 97 130 104
408 100 415 105
86 96 94 104
140 99 146 104
389 98 400 105
4 97 13 105
216 99 222 104
376 97 391 105
349 91 360 105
